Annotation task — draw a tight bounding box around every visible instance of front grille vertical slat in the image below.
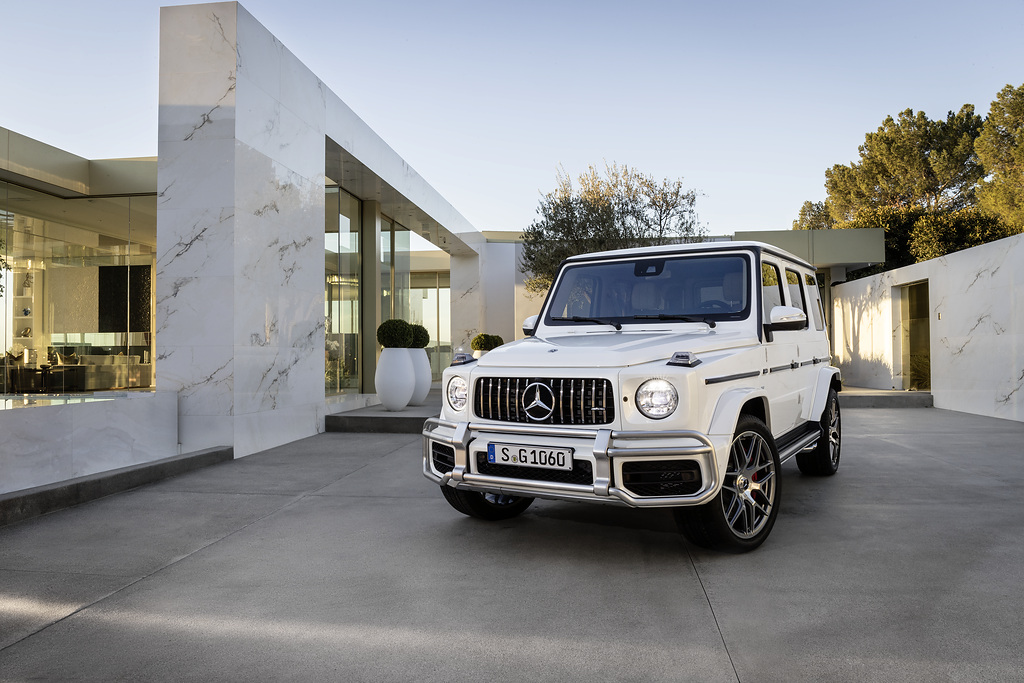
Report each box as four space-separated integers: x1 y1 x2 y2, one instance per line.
474 377 614 425
491 378 499 421
590 379 596 425
601 380 607 424
514 378 521 421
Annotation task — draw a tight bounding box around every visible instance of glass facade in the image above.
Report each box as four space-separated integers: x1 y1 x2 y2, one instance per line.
408 271 451 377
380 216 449 378
1 181 156 395
324 187 361 396
379 215 411 323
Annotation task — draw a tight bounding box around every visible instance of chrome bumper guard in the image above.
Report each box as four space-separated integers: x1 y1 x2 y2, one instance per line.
422 417 720 507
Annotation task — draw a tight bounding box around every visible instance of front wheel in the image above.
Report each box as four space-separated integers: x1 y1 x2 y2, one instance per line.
440 486 534 520
675 415 781 552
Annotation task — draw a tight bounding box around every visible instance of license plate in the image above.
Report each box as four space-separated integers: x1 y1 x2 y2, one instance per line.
487 443 574 471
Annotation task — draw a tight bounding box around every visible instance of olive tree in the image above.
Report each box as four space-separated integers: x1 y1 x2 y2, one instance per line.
520 163 703 295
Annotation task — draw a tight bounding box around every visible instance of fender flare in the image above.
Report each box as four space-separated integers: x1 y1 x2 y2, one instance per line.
808 366 841 422
708 386 770 438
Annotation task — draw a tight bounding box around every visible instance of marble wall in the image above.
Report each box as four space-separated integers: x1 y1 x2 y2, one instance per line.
0 392 178 495
157 3 326 456
833 233 1024 422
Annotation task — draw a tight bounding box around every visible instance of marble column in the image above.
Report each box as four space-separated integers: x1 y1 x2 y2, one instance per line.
449 251 483 353
156 2 326 456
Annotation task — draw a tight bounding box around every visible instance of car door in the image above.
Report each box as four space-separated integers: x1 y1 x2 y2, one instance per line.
783 266 817 424
760 259 802 435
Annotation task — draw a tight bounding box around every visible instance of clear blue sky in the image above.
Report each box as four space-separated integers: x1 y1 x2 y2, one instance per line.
3 0 1024 235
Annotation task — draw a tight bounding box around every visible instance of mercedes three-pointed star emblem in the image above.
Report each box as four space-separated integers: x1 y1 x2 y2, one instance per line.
522 382 556 421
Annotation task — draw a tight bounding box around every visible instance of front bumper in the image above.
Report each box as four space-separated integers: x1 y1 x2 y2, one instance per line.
422 417 727 507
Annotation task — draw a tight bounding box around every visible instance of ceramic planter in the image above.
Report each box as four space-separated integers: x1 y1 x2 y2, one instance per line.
409 348 432 406
375 348 415 411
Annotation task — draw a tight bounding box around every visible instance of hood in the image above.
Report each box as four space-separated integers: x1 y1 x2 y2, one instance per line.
477 328 757 369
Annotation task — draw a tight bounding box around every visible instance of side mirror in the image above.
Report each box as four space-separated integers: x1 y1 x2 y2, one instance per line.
768 305 807 331
522 315 538 337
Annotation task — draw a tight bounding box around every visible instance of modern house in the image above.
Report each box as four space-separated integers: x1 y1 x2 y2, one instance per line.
3 1 894 507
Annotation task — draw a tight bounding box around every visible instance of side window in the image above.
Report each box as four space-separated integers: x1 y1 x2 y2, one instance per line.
785 269 808 321
805 273 825 331
761 262 784 324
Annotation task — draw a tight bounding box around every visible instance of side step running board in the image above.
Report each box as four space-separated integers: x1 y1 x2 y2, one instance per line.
776 426 821 465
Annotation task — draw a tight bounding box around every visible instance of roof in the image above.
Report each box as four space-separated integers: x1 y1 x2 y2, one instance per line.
563 240 815 270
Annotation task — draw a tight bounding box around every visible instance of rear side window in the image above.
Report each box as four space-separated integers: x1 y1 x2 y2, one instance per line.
761 262 784 324
785 269 809 329
805 273 825 331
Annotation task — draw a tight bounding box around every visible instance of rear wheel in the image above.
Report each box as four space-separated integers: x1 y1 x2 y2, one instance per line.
797 388 841 476
675 415 781 552
440 486 534 520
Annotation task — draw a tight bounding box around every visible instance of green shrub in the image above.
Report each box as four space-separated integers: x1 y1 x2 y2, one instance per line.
376 319 413 348
470 333 504 351
409 324 430 349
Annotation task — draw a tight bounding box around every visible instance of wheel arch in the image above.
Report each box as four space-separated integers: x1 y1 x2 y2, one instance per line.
808 367 841 422
708 387 771 438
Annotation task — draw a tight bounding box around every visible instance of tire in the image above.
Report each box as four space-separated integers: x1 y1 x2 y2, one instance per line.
797 388 841 476
440 486 534 520
675 414 781 552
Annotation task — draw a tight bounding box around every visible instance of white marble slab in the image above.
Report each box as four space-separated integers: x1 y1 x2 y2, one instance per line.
0 393 178 495
834 233 1024 422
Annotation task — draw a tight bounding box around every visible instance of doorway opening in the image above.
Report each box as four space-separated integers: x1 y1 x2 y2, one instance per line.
900 281 930 391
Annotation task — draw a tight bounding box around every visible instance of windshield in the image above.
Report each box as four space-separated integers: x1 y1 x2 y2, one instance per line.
544 253 750 327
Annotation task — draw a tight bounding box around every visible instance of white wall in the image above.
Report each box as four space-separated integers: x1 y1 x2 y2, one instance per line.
513 242 545 339
0 392 178 495
833 233 1024 422
157 3 328 457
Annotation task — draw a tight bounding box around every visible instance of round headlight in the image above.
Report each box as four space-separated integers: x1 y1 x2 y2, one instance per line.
635 379 678 419
447 376 469 411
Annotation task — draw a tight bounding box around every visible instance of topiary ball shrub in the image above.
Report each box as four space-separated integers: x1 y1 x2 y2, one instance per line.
471 333 505 351
377 319 413 348
410 324 430 349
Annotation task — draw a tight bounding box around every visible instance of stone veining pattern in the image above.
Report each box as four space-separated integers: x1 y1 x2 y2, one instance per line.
834 233 1024 422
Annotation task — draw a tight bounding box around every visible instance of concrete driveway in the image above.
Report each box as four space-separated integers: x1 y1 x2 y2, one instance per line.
1 407 1022 682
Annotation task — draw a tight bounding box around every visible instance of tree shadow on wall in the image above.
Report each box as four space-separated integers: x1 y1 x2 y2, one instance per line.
835 276 897 388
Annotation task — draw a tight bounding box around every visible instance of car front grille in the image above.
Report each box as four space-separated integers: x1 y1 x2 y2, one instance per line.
473 377 615 425
621 460 702 497
475 452 594 486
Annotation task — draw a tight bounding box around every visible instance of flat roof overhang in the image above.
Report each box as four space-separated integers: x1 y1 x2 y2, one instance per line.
734 228 886 271
325 137 476 257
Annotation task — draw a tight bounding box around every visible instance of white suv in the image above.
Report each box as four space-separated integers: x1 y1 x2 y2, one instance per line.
422 241 841 551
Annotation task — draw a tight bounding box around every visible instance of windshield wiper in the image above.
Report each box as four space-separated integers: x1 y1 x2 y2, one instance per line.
552 316 622 330
632 314 716 328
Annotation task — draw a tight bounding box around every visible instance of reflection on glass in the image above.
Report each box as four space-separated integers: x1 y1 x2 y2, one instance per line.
408 271 451 379
1 183 155 396
380 217 392 321
392 225 411 323
325 187 361 396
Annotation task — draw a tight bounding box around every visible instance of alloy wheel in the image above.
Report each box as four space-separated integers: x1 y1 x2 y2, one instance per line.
721 430 777 539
